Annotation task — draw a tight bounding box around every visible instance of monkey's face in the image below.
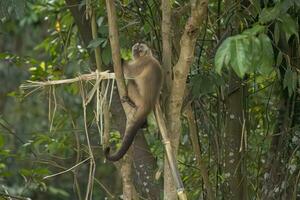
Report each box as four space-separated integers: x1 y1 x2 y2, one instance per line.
132 43 150 59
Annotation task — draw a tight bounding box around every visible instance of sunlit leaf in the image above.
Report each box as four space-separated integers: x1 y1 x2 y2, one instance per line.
229 37 250 78
49 186 70 197
87 38 106 49
256 34 274 75
242 24 266 36
97 16 104 27
215 37 233 74
251 37 263 71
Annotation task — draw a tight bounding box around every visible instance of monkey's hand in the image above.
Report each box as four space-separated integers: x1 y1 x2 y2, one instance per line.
121 96 136 108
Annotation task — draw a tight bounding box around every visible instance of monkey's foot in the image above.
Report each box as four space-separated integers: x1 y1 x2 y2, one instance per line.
121 96 136 108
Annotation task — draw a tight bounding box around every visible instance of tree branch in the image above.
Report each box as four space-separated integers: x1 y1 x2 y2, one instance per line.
105 0 128 104
164 0 209 199
161 0 172 105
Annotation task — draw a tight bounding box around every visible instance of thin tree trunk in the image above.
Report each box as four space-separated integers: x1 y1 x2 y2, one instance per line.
105 1 137 199
161 0 172 106
183 103 214 200
65 0 95 65
223 73 246 200
262 29 299 200
164 0 208 199
66 1 160 198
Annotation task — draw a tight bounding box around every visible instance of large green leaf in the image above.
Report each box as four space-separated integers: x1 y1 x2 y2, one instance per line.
242 24 266 36
256 34 274 75
251 37 263 71
278 14 299 42
215 33 274 78
259 0 295 24
215 37 233 74
259 6 281 24
229 37 251 78
87 38 106 49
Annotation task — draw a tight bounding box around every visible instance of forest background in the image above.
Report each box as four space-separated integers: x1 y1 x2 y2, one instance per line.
0 0 299 199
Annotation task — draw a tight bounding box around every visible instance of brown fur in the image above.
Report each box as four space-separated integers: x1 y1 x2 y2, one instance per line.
105 43 162 161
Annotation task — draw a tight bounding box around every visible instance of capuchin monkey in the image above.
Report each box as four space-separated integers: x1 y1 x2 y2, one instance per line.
105 43 163 161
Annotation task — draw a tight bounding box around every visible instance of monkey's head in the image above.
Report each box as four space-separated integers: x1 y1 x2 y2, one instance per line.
132 43 152 59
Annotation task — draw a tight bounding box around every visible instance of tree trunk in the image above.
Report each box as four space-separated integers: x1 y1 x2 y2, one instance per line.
224 73 246 200
262 28 300 200
164 1 208 199
65 1 161 198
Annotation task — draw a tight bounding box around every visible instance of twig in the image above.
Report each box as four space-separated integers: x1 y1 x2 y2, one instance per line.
20 71 115 89
0 192 31 200
154 102 187 200
94 178 115 199
43 157 91 180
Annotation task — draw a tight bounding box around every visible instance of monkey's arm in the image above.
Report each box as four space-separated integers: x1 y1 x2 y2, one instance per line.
122 61 145 79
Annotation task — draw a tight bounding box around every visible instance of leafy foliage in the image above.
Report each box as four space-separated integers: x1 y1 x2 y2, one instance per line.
215 25 274 78
0 0 299 199
0 0 26 20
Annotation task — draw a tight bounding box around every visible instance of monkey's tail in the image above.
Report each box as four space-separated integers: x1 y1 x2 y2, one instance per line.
105 107 150 161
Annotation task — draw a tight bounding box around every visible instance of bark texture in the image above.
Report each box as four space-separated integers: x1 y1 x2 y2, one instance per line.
224 74 246 200
161 0 172 105
183 103 214 199
164 0 208 199
261 29 300 200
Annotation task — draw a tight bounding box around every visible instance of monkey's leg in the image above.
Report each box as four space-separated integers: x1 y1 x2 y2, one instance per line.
121 96 136 108
125 81 143 109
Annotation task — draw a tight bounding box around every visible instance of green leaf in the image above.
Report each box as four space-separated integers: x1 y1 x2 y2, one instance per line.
102 47 112 65
143 23 151 34
87 38 106 49
276 52 283 67
242 25 266 36
259 6 281 24
274 22 280 45
229 37 250 78
215 37 233 74
279 0 294 13
256 34 274 75
283 67 297 96
259 0 294 24
278 14 298 42
97 16 104 27
251 37 263 71
191 74 217 96
49 186 70 197
19 169 32 176
0 134 4 147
